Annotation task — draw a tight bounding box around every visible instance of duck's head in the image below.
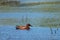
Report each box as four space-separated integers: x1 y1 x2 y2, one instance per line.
26 24 32 27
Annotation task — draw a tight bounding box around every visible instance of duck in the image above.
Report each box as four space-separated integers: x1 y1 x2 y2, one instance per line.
16 24 32 30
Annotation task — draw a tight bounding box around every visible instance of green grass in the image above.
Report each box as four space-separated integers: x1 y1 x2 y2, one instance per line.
21 1 60 6
0 18 60 27
0 1 60 12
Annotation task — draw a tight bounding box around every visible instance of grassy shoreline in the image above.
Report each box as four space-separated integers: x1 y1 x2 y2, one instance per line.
0 1 60 6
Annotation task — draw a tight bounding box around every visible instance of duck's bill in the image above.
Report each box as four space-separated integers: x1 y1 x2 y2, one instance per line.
30 25 32 27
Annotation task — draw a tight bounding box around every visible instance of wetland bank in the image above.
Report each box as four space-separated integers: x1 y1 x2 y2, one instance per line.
0 0 60 40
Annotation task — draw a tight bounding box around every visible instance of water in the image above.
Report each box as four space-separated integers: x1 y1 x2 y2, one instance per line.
0 12 60 26
0 26 60 40
0 0 60 40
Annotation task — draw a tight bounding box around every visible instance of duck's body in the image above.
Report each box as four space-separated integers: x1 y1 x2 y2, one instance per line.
16 24 31 30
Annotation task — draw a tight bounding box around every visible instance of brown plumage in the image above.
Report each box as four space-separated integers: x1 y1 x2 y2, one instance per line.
16 24 32 30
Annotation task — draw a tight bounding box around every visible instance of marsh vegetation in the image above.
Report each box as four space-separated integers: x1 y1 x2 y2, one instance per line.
0 0 60 12
0 0 60 40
